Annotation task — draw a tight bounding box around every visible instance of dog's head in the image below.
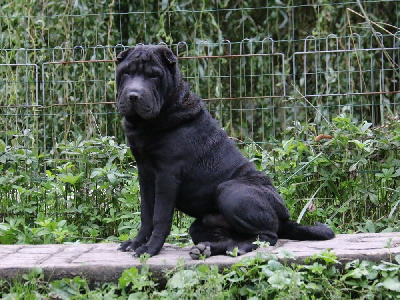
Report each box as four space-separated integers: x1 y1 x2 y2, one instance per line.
115 45 179 119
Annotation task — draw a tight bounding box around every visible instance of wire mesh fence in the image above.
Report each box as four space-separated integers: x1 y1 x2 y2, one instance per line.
1 34 399 149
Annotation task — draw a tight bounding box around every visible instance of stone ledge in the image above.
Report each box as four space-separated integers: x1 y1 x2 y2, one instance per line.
0 232 399 286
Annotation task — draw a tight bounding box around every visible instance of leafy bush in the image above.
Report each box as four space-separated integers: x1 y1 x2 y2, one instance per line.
256 115 400 233
1 115 400 244
0 135 140 244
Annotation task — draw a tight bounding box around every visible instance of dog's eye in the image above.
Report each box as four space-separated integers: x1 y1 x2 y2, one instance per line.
150 71 162 79
121 73 131 81
147 67 162 79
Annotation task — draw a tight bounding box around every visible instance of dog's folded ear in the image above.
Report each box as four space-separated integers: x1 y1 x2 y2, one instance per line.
116 48 134 64
162 48 177 65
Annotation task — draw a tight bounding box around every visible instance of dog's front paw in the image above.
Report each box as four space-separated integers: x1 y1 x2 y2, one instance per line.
132 245 149 257
133 244 163 257
190 243 211 259
118 240 137 252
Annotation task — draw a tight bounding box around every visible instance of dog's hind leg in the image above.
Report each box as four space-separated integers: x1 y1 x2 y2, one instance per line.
225 233 277 256
189 232 273 259
189 217 274 259
215 179 280 246
189 218 237 259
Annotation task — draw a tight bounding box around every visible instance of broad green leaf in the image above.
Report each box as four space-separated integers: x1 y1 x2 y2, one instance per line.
360 121 372 133
382 277 400 292
167 270 199 289
0 139 6 152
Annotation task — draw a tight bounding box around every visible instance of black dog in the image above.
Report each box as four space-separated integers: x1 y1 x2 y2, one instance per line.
116 45 334 259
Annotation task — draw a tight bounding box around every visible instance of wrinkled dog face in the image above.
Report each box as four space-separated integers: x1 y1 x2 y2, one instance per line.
116 45 177 119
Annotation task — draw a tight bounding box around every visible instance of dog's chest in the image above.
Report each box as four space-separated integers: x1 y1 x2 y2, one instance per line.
127 131 156 157
127 131 146 154
126 129 176 160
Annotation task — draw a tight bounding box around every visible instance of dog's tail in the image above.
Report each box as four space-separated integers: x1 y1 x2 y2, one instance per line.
278 220 335 241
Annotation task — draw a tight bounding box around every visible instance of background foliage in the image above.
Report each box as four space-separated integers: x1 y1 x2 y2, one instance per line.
0 0 399 245
1 0 399 48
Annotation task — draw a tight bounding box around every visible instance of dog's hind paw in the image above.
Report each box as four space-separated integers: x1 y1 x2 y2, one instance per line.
226 246 246 257
189 243 211 259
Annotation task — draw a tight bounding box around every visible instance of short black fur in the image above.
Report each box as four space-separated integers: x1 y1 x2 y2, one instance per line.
116 45 335 258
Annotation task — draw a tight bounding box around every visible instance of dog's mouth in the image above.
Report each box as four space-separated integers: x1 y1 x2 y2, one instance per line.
117 98 159 120
136 106 156 119
116 98 133 116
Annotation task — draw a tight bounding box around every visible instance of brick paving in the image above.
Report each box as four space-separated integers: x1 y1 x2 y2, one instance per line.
0 232 399 286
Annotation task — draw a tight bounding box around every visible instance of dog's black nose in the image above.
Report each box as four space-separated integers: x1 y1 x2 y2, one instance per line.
128 92 140 102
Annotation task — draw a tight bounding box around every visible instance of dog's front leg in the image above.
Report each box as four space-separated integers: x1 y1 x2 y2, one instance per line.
133 173 179 257
118 162 155 252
